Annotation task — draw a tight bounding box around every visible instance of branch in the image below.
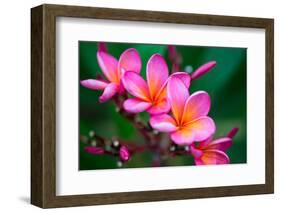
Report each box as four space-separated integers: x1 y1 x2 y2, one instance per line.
168 45 182 73
113 95 160 145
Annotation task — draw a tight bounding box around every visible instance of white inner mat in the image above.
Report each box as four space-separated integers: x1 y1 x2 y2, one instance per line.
56 17 265 196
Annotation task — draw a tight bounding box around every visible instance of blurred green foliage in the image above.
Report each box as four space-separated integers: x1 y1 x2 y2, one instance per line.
79 41 247 170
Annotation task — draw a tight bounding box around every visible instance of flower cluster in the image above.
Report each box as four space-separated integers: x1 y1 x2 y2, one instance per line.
81 45 238 167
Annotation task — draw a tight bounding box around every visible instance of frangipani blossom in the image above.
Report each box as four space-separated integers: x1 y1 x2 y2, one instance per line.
190 128 239 165
122 54 184 115
81 48 141 103
149 76 215 145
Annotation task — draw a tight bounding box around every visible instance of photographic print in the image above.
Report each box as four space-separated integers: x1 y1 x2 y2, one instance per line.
79 42 247 170
31 5 273 207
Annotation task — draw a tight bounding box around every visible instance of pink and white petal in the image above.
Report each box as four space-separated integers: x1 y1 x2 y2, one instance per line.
170 72 191 89
123 98 152 113
182 91 211 123
118 48 141 76
154 83 168 102
97 51 119 83
170 128 194 145
122 71 150 101
146 54 169 99
191 61 216 80
199 150 230 165
185 116 216 142
190 145 204 159
149 114 178 132
99 83 119 103
205 137 232 151
80 79 108 90
194 158 204 165
197 135 214 149
167 76 189 124
147 98 171 115
118 81 126 94
155 72 190 102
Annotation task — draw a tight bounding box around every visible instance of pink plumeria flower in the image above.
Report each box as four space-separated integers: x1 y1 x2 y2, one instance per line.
190 128 239 165
149 76 215 145
80 48 141 103
122 54 190 115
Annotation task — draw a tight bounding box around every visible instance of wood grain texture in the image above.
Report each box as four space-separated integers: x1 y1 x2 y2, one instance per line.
265 20 274 193
31 4 274 208
31 5 43 207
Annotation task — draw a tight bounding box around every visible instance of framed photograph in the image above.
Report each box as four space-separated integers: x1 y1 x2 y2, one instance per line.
31 4 274 208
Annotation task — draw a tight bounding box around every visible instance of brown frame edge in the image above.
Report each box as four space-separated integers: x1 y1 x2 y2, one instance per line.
31 4 274 208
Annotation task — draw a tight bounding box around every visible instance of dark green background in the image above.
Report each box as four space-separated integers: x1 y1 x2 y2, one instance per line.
79 41 247 170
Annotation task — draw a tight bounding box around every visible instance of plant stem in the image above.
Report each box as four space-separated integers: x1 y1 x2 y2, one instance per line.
113 95 158 145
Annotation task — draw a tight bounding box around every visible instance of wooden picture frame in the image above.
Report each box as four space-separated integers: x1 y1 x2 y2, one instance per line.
31 4 274 208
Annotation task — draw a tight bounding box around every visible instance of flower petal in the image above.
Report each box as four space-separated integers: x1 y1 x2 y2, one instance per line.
118 48 141 76
146 54 169 99
97 51 119 83
191 61 216 80
122 71 150 101
99 83 119 103
194 158 204 165
149 114 178 132
201 137 232 151
190 145 203 158
154 84 168 102
182 91 211 123
184 116 216 142
80 79 108 90
170 72 191 89
147 98 171 115
196 135 213 148
196 150 230 165
123 98 152 113
167 76 189 124
170 128 194 145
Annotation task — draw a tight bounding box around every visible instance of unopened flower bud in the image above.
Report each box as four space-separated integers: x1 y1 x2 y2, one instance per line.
227 127 239 138
105 143 112 151
117 161 123 167
90 140 97 146
89 131 95 138
169 145 176 152
112 140 119 147
84 146 104 155
153 130 159 135
191 61 216 80
184 65 193 74
119 145 130 162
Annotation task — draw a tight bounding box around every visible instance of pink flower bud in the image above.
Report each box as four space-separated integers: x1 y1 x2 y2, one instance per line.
191 61 216 80
119 145 130 162
168 45 177 60
227 127 239 138
84 146 104 155
98 42 107 52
